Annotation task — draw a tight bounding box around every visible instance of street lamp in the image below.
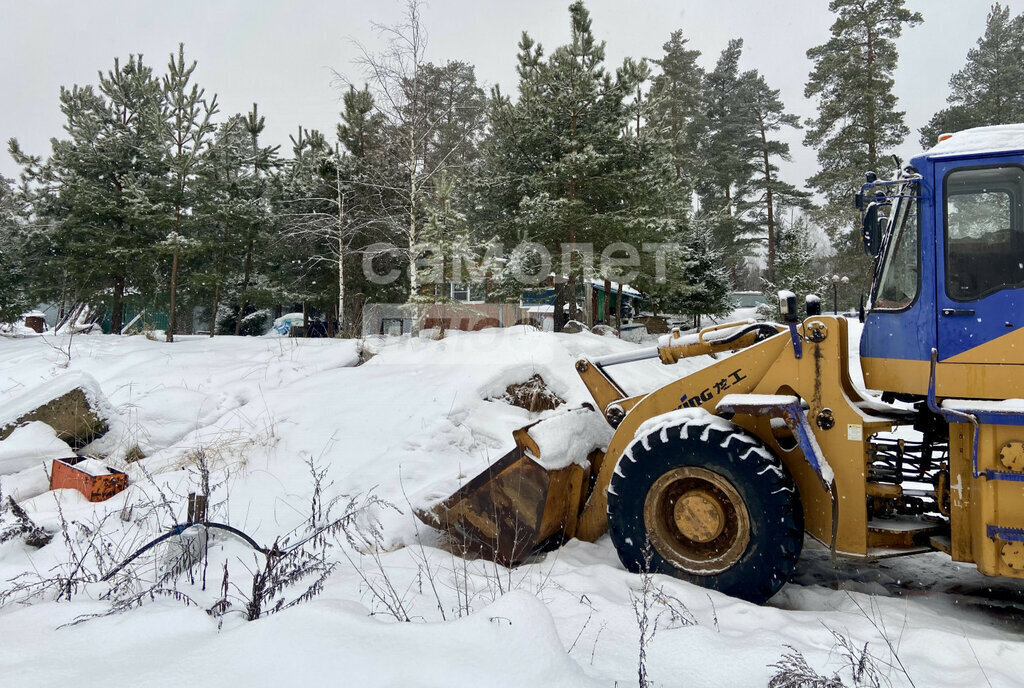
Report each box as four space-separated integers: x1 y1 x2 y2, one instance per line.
830 274 849 315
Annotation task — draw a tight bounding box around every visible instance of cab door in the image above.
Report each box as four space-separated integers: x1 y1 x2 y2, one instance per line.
935 159 1024 364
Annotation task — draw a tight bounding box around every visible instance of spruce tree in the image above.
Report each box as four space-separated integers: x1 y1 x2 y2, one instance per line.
759 214 824 319
0 174 30 324
920 4 1024 146
677 220 731 328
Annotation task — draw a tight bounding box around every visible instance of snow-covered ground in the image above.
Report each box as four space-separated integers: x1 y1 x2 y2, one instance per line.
0 327 1021 687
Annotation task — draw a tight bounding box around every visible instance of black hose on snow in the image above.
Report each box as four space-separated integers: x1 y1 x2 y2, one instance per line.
100 521 265 582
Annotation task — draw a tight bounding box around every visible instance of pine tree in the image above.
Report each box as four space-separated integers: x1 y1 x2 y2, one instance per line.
619 54 692 321
199 106 279 336
7 55 165 331
277 127 344 330
804 0 921 289
417 62 487 178
6 140 62 315
647 29 704 198
804 0 922 207
740 71 810 284
697 39 760 285
481 2 648 330
97 55 166 332
417 173 477 334
920 4 1024 146
336 85 393 332
11 84 116 312
158 44 218 341
233 105 279 334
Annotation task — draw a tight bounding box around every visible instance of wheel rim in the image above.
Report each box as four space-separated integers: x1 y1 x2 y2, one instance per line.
643 466 750 574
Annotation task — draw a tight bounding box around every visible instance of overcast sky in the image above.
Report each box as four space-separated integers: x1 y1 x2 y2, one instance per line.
2 0 1021 188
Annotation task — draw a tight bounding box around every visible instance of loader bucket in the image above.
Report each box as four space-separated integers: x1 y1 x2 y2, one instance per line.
416 419 600 566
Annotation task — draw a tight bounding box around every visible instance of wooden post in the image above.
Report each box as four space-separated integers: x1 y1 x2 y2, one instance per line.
616 282 624 336
187 493 208 522
583 281 594 328
603 279 612 324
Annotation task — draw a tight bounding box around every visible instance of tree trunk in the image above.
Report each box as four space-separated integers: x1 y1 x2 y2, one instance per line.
336 153 346 337
616 281 624 336
566 110 579 323
583 280 593 328
234 238 254 336
302 302 309 338
337 226 345 335
210 283 221 338
111 275 125 335
408 126 420 336
167 245 179 343
603 278 612 323
553 283 566 332
210 242 227 338
353 293 364 337
759 115 776 284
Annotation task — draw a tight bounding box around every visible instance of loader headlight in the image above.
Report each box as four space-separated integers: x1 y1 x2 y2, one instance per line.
778 290 798 324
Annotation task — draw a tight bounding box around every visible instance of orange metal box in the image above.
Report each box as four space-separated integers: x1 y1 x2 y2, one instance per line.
50 457 128 502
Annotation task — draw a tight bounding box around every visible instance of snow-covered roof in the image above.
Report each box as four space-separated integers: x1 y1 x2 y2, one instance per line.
924 123 1024 158
588 279 641 298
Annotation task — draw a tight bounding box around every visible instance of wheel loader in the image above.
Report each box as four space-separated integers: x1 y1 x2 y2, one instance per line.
417 123 1024 603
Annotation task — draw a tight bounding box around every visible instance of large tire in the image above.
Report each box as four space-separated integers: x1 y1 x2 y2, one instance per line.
607 412 803 604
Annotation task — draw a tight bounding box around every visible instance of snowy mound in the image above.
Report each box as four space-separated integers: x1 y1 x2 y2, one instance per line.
0 371 113 433
0 421 74 474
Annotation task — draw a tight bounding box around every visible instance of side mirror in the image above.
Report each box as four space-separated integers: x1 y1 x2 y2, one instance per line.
861 203 888 257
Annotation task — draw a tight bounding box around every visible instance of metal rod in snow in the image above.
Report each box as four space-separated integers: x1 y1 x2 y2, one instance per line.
592 347 661 367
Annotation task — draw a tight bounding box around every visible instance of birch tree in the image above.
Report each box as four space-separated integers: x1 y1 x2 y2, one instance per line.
342 0 486 333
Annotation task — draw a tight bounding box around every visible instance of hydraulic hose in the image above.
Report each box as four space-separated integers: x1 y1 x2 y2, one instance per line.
100 521 264 582
99 516 348 582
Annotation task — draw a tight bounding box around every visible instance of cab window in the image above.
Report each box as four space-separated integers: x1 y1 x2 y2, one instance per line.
874 187 919 310
945 166 1024 301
